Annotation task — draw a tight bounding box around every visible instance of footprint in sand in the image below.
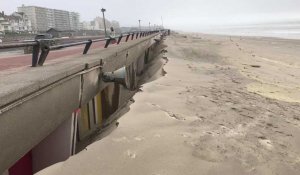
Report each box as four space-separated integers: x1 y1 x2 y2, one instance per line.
154 134 162 138
164 111 186 121
126 150 137 159
258 136 273 150
134 136 145 141
180 133 192 138
149 103 186 121
112 137 130 143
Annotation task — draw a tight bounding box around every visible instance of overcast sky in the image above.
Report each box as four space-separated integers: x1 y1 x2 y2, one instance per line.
1 0 300 31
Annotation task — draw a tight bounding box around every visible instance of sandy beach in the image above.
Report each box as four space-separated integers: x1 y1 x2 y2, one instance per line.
38 33 300 175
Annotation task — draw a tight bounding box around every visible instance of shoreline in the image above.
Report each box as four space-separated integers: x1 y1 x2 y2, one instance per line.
178 31 300 41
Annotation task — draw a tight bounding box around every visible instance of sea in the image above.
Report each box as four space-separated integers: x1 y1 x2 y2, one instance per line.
200 21 300 40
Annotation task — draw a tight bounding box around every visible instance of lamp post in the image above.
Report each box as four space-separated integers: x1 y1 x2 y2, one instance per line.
101 8 107 37
138 19 141 32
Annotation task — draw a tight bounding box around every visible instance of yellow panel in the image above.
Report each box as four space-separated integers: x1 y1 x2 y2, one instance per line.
95 92 103 127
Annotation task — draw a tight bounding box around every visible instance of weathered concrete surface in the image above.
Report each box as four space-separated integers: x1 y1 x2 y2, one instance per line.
0 76 81 173
0 34 158 108
0 33 162 173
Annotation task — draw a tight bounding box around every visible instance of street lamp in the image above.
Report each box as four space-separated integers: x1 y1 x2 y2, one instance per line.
101 8 107 37
138 19 141 32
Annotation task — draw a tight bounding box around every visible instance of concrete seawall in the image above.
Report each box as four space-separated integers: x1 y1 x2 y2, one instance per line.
0 32 167 174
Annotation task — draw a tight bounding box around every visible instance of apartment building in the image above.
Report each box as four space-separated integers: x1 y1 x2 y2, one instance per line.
69 12 80 31
82 17 120 31
18 5 80 32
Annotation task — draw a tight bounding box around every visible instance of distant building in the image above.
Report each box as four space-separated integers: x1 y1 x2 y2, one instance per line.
0 12 11 34
81 17 120 31
9 12 32 33
80 21 94 30
18 5 80 32
53 9 71 31
69 12 80 31
111 20 120 29
0 11 32 34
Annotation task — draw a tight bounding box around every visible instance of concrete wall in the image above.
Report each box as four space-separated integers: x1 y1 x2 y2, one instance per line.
0 32 165 174
32 115 76 173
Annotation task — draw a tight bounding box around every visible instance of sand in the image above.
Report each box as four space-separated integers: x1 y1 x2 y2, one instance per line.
38 33 300 175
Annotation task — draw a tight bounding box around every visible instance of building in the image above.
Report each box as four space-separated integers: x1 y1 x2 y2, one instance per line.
0 13 11 34
9 12 32 33
18 5 80 32
0 11 32 34
69 12 80 31
53 9 70 31
111 20 120 29
81 17 120 31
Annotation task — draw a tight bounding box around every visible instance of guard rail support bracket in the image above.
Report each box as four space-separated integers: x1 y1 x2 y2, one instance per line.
32 42 40 67
117 35 123 44
136 33 139 39
83 39 93 54
131 33 135 40
104 38 111 48
125 35 130 42
38 45 50 66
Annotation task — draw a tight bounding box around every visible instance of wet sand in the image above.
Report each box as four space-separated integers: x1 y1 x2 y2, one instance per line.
38 33 300 175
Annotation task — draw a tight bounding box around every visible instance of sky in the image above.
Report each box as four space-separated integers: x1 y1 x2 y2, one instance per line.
1 0 300 31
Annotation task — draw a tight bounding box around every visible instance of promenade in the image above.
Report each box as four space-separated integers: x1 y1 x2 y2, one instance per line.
0 41 105 71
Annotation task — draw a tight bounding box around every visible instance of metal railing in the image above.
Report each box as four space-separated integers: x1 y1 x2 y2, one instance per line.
0 30 169 67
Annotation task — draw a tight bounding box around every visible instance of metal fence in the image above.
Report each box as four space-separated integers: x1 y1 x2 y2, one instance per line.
0 30 169 67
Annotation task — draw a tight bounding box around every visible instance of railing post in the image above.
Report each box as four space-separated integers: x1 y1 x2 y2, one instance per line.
104 38 111 48
83 39 93 54
32 41 40 67
37 43 50 66
117 35 123 44
125 34 130 42
131 33 135 40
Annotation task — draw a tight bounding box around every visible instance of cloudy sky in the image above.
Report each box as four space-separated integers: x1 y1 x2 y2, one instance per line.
1 0 300 31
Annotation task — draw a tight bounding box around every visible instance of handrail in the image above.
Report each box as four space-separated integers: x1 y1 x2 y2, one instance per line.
0 41 38 49
0 29 170 67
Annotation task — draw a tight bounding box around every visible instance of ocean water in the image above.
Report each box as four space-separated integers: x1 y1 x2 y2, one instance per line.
201 22 300 40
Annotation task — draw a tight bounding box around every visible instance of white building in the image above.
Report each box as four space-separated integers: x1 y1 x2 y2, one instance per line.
81 17 120 31
111 20 120 29
9 12 32 33
0 17 11 35
69 12 80 31
18 5 80 32
0 11 32 34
